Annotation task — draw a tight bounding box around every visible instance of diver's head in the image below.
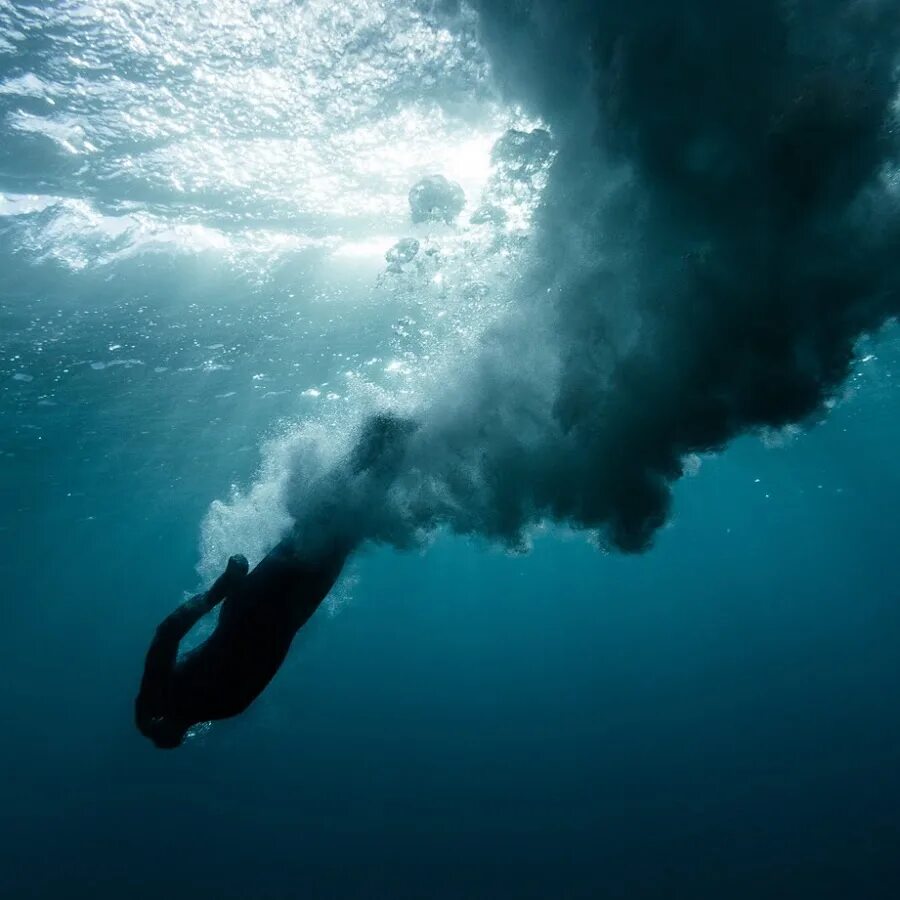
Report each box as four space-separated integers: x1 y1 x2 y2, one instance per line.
144 715 188 750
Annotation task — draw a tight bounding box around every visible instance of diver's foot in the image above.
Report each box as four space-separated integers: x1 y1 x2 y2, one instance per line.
225 554 249 580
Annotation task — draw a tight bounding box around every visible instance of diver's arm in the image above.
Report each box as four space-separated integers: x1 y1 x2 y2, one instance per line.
156 554 250 643
135 554 249 734
155 592 217 641
134 588 215 738
135 592 215 733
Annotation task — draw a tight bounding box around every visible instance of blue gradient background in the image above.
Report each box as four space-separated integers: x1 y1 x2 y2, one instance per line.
4 341 900 897
3 2 900 897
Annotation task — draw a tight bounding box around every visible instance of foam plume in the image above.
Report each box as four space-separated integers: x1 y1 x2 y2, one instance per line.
205 0 900 566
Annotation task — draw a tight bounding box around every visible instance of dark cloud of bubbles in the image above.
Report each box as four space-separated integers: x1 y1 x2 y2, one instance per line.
287 0 900 558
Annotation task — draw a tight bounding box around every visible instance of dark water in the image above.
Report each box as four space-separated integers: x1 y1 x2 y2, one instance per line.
6 346 900 897
3 2 900 898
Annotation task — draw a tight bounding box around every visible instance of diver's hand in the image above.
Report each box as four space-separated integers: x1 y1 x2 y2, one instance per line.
203 554 249 609
225 554 249 581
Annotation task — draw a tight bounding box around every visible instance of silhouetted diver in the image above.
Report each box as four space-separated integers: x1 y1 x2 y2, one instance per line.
135 411 415 749
135 540 346 748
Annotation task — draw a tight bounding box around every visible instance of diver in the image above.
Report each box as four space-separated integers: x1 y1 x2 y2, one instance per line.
135 410 416 749
135 540 346 749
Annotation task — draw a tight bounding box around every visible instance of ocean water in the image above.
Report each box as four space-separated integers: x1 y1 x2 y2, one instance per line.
3 2 900 898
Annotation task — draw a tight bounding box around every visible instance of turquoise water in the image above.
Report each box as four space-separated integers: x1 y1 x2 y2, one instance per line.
3 2 900 897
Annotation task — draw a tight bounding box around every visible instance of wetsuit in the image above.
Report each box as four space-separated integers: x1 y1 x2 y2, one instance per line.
135 539 346 748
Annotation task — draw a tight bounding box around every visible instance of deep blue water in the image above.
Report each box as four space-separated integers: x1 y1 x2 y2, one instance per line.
3 3 900 898
5 351 900 897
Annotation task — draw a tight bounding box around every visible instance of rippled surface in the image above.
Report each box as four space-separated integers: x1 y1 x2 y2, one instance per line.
2 1 492 223
0 0 543 258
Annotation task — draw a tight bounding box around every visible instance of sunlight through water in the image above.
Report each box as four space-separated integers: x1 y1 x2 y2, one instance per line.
0 0 553 575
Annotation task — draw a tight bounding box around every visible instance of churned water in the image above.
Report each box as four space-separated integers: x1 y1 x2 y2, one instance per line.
3 2 900 897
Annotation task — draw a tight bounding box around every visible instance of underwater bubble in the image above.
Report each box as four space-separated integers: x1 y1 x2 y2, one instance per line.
408 175 465 224
469 203 507 226
490 127 553 179
385 237 420 265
